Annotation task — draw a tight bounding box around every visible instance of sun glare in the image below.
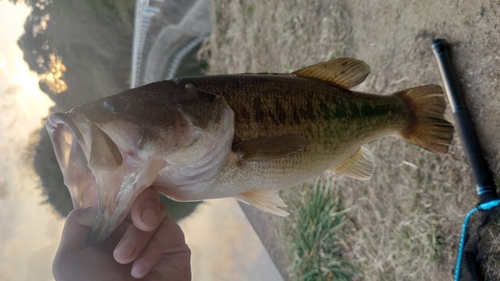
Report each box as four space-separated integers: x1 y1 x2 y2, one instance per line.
41 53 68 94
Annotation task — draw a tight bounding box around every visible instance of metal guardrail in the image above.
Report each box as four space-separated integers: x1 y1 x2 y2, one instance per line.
130 0 211 87
164 36 205 80
130 0 163 88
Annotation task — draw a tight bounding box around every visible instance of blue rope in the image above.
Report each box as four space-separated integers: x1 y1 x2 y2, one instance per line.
454 199 500 281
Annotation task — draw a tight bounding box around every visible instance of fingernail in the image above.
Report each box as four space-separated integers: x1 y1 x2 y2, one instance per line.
114 239 136 260
131 258 148 278
141 207 158 226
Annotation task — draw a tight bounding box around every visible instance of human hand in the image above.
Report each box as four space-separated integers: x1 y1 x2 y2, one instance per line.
53 187 191 280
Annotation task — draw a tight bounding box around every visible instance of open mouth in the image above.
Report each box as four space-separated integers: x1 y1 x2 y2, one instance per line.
46 111 158 244
46 112 99 209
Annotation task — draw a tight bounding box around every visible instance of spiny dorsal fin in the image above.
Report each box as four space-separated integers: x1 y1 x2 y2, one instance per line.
236 190 289 216
292 58 371 89
329 146 374 180
89 123 123 170
184 83 218 102
232 134 308 162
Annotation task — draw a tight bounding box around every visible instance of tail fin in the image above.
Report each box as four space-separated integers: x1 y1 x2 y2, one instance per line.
395 84 454 154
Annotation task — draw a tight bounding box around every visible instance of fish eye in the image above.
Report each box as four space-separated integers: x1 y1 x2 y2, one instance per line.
104 96 129 114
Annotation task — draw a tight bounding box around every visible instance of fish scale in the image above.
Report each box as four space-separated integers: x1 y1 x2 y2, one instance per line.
185 75 408 145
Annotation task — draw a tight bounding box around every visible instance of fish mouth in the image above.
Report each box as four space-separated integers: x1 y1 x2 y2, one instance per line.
46 111 161 244
46 112 99 209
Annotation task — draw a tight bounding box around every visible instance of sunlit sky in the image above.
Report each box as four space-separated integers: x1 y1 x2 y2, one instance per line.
0 2 61 281
0 2 282 280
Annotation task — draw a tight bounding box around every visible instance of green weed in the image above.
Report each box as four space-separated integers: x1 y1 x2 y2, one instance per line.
285 178 361 281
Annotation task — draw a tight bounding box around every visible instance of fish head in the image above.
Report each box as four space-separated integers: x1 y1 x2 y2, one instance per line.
46 82 234 244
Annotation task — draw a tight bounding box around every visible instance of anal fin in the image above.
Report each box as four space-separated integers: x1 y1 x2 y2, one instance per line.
330 147 375 180
236 190 289 216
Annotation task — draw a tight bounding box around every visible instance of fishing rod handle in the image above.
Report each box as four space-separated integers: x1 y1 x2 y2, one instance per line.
432 39 498 204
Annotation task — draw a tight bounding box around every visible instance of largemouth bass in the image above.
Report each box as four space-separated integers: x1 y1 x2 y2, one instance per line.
46 58 454 243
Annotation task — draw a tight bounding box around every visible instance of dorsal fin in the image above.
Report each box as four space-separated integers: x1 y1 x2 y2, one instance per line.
184 83 218 102
292 58 371 89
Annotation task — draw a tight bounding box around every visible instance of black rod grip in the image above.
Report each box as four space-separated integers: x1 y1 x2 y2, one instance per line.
432 38 498 204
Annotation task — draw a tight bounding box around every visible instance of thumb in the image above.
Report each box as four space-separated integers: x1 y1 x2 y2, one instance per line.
56 206 98 258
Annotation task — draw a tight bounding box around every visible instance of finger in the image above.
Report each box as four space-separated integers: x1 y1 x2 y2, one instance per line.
130 187 161 232
113 221 155 264
114 202 169 264
55 207 98 261
130 213 188 279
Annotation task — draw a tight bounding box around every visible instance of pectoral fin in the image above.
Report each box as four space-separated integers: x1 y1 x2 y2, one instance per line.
293 58 371 89
330 147 375 180
89 124 123 170
232 134 308 162
236 190 289 216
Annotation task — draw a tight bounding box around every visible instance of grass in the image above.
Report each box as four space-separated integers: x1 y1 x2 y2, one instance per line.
285 178 361 281
476 206 500 280
341 147 463 280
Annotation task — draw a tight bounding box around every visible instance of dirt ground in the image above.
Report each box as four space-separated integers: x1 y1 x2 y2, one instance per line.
202 0 500 280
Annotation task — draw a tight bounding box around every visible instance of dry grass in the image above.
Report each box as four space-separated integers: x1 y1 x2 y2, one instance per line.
334 147 467 280
479 207 500 280
200 0 351 74
200 0 496 280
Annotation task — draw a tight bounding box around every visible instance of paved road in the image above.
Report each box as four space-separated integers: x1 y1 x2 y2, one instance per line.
238 202 291 281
